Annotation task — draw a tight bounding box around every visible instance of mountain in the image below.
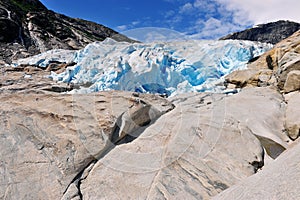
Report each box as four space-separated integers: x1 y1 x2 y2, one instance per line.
0 0 135 63
220 20 300 44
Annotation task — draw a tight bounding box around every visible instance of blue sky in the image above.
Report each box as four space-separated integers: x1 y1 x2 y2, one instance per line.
40 0 300 41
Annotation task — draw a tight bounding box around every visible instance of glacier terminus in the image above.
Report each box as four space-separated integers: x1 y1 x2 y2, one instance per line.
16 39 272 96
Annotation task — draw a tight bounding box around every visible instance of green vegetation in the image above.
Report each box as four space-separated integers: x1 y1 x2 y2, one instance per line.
10 0 40 12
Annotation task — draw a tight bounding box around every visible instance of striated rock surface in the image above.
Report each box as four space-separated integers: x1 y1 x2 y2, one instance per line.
0 89 174 199
1 59 295 199
80 87 290 200
0 0 134 63
0 62 76 93
213 140 300 200
285 92 300 140
220 20 300 44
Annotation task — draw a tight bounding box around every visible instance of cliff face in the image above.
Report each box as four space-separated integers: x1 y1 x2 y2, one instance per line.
0 0 134 63
220 20 300 44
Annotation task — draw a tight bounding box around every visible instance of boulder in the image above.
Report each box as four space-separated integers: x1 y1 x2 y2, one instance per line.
213 141 300 200
80 88 290 199
0 91 174 199
225 69 273 88
277 57 300 91
224 30 300 93
285 92 300 140
284 70 300 93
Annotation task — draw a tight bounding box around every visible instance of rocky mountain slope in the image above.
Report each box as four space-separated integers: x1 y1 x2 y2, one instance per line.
0 0 134 63
220 20 300 44
0 29 300 199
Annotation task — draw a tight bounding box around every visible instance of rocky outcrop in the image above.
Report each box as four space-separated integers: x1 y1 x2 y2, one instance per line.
220 20 300 44
0 59 294 199
0 0 135 63
285 92 300 140
1 48 297 199
0 63 76 93
80 87 291 200
283 70 300 93
213 139 300 200
224 30 300 142
225 30 300 92
0 89 174 199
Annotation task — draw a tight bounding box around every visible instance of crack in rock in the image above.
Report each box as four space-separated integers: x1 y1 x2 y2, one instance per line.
62 98 175 199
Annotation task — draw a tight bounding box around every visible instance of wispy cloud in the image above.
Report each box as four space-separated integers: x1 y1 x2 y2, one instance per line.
131 21 140 26
121 27 188 43
189 17 244 39
116 21 142 32
179 3 193 14
193 0 218 14
164 0 246 39
116 25 128 31
217 0 300 24
118 0 300 42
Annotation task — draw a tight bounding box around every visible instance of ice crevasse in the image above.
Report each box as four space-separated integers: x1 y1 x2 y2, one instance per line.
17 39 273 96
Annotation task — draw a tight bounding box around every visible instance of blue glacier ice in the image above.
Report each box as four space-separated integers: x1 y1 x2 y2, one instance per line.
16 49 76 68
16 39 272 96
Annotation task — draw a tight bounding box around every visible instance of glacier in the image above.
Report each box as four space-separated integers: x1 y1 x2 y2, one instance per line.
15 39 272 96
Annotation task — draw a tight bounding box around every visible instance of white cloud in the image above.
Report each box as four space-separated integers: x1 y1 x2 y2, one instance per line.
116 21 140 32
116 25 128 31
193 0 217 14
165 10 176 18
179 3 194 14
189 17 243 39
121 27 188 42
217 0 300 24
120 0 300 41
132 21 140 26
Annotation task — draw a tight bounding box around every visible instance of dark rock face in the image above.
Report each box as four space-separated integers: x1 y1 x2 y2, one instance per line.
220 20 300 44
0 0 135 63
0 19 19 42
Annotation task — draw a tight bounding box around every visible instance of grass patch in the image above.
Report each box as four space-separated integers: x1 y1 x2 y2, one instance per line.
10 0 40 12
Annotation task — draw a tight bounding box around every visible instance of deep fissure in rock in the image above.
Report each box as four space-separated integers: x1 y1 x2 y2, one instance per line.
63 99 175 199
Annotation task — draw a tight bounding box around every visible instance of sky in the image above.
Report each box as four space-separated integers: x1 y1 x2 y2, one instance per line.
39 0 300 42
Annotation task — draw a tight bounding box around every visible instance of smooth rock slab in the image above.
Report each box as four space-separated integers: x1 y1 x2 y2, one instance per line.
285 92 300 140
0 91 173 199
81 87 289 199
213 141 300 200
